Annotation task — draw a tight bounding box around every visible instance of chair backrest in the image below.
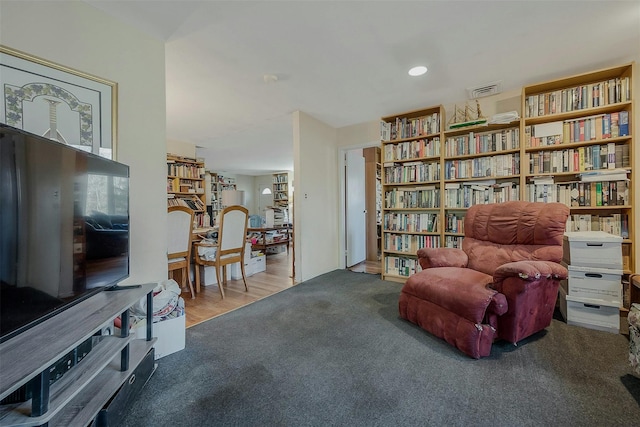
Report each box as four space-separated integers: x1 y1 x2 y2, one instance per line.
167 205 194 258
218 205 249 255
462 201 569 276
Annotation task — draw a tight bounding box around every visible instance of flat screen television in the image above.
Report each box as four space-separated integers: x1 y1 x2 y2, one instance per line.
0 123 130 343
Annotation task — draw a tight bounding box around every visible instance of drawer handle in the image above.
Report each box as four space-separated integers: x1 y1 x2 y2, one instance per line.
129 374 136 385
584 304 601 309
585 273 603 278
586 243 603 247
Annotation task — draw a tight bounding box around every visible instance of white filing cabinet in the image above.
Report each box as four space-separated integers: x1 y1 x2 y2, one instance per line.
561 231 623 333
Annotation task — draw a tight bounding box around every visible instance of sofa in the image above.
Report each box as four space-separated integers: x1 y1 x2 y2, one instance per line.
85 211 129 259
398 201 570 358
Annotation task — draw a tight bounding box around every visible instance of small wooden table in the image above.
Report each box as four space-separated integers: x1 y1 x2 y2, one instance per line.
247 226 290 254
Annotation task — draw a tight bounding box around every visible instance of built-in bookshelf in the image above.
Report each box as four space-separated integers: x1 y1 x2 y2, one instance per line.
380 63 635 295
167 154 206 227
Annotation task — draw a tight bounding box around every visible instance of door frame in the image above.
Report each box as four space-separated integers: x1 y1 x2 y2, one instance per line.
337 141 380 270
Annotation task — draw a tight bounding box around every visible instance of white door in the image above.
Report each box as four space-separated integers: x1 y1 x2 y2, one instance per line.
345 149 366 267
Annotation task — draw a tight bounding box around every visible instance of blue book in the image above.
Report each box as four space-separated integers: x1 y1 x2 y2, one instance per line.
619 111 629 136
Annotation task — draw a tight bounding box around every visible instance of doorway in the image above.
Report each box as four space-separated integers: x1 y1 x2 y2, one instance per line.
340 144 382 275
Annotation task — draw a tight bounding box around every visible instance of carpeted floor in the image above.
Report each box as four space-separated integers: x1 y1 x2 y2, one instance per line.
120 270 640 426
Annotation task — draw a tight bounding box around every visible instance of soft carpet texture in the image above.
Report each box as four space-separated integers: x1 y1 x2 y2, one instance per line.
121 270 640 426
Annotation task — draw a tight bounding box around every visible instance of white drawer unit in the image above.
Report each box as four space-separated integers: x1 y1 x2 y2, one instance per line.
558 286 620 334
563 231 623 269
566 265 623 304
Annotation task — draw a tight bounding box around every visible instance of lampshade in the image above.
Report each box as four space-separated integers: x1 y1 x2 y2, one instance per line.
221 189 245 207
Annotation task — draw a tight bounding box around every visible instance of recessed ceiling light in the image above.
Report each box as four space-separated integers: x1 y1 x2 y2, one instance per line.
408 66 428 77
263 74 278 84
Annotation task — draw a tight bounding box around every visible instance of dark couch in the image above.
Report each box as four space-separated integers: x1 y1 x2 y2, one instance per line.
85 212 129 259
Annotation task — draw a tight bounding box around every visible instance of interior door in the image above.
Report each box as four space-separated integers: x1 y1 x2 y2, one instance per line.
345 149 366 267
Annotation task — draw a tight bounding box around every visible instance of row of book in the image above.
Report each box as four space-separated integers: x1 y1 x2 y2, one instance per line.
526 143 629 174
273 183 287 191
384 256 422 277
444 127 520 157
525 111 629 147
167 163 205 179
566 213 629 239
167 195 205 212
444 182 520 208
444 236 464 249
444 153 520 179
380 113 440 141
383 137 440 161
384 187 440 209
524 77 631 118
383 213 439 233
167 178 204 194
444 213 465 234
384 161 440 184
272 174 287 183
384 233 441 253
526 180 629 207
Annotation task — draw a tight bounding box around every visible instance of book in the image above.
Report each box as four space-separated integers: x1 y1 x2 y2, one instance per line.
610 112 619 138
619 111 629 136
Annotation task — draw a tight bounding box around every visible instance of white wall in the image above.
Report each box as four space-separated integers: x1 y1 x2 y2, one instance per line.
167 139 196 158
1 1 168 285
293 111 340 281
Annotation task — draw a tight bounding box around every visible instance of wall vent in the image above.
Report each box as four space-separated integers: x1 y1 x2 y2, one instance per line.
467 81 503 99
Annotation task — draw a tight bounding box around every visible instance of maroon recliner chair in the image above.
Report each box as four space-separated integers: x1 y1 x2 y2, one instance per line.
398 201 570 358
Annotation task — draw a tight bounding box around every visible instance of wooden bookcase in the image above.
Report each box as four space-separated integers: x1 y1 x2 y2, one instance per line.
272 172 289 209
364 147 382 262
167 154 206 227
380 63 635 303
208 173 237 224
380 105 444 281
522 63 634 276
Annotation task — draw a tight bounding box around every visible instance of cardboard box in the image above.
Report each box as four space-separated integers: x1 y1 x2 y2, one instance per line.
558 286 620 334
566 264 622 304
563 231 622 269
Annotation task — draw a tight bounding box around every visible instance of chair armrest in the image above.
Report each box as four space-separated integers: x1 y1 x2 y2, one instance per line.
494 260 567 282
416 247 468 270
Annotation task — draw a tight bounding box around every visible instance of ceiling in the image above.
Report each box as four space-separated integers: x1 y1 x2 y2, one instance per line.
85 1 640 175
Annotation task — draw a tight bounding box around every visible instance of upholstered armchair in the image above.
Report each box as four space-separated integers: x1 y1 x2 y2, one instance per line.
398 201 570 358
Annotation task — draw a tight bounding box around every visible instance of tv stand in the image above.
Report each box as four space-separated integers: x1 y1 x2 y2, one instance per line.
105 284 142 291
0 283 156 426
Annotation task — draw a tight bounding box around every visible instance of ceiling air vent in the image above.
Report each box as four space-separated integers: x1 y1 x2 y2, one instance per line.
467 81 503 99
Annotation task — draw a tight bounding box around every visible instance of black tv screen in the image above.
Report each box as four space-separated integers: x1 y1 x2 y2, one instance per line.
0 123 130 343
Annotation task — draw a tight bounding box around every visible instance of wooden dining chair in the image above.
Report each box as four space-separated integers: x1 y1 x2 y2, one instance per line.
194 205 249 298
167 205 196 299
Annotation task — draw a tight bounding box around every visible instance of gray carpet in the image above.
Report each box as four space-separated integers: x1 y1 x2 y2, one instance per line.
121 269 640 426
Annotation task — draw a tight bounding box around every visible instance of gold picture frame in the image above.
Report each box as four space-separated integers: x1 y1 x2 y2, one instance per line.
0 45 118 159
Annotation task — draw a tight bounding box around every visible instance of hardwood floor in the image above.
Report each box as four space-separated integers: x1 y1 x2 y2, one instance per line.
348 260 382 275
183 252 382 328
183 251 295 328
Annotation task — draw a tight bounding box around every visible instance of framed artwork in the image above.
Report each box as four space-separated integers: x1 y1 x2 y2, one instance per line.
0 45 117 159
